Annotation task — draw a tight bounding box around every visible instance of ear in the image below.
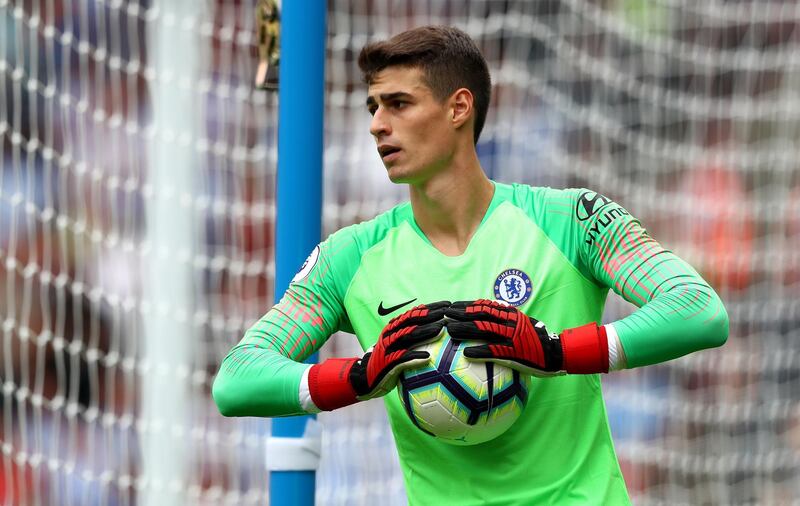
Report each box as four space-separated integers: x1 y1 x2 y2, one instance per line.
450 88 474 131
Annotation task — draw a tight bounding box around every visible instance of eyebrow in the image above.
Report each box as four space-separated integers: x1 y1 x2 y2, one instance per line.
366 92 413 107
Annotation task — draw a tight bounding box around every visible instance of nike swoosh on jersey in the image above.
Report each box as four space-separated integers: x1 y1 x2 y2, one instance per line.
377 298 418 316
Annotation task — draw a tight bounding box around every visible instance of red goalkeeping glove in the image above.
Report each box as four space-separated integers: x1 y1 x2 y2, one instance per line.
308 301 449 411
445 299 609 376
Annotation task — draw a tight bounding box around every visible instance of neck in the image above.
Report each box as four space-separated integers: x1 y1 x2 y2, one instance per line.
409 149 494 256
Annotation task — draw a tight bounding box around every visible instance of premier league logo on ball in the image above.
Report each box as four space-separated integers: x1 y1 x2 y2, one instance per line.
493 269 532 306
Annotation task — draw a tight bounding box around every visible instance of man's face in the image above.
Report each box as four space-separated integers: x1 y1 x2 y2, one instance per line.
366 66 455 184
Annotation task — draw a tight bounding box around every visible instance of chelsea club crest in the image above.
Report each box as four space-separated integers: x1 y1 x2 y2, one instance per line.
493 269 532 306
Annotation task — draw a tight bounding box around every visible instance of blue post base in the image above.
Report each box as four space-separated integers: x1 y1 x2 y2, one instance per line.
270 470 316 505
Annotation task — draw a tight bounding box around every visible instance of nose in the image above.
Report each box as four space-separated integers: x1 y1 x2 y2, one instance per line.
369 108 390 138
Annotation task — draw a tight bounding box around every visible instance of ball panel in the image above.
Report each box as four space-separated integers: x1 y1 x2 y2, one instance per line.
398 328 531 446
487 361 517 393
411 387 471 441
448 341 490 401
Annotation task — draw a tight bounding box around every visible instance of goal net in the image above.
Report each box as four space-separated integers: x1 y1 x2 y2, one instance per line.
1 1 798 505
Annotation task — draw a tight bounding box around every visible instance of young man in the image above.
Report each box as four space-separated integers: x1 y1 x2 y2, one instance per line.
213 26 728 505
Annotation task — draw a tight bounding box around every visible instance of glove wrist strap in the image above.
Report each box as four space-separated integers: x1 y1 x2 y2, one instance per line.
308 358 359 411
560 323 609 374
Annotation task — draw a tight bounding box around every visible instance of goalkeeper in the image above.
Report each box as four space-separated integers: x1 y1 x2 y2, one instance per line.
213 25 728 505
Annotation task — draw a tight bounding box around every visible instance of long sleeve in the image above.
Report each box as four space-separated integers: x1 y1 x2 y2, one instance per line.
574 190 729 368
213 233 357 417
212 294 336 417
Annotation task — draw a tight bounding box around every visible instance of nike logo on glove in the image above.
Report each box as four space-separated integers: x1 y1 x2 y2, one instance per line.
377 298 417 316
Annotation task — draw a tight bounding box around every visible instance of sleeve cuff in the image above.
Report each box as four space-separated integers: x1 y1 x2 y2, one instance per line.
299 365 322 414
605 323 627 371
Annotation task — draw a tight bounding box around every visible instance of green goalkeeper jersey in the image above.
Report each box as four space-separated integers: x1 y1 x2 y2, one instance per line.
213 182 728 505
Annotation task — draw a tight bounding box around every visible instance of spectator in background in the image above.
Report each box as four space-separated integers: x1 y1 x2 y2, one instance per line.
781 181 800 289
680 118 754 293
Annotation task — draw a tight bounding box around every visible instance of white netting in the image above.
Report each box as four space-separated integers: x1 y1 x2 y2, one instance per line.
2 1 274 504
1 1 799 505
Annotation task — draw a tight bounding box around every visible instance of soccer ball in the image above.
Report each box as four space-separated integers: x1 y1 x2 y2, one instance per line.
397 327 530 445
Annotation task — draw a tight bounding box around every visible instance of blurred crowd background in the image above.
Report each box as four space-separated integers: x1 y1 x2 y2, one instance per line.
1 0 799 504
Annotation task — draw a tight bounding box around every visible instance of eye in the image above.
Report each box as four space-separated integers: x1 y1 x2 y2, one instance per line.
367 105 377 116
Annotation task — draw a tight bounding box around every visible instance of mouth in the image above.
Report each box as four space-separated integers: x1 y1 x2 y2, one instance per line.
378 144 402 163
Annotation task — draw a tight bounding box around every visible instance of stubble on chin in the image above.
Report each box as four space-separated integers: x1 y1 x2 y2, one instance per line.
385 164 409 184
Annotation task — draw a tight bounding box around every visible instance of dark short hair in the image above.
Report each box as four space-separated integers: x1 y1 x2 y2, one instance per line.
358 26 491 144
